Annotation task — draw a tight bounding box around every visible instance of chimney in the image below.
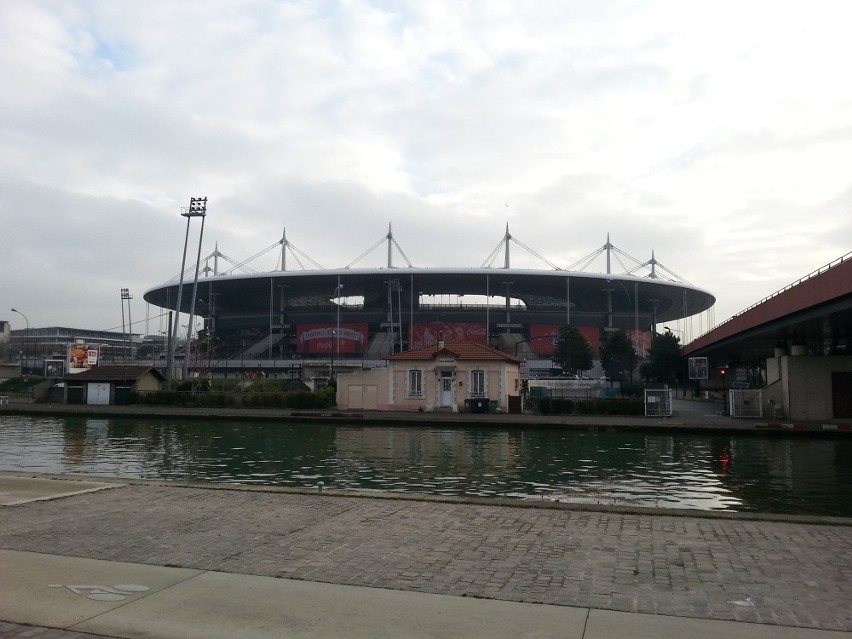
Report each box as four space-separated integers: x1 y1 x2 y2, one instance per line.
437 331 444 350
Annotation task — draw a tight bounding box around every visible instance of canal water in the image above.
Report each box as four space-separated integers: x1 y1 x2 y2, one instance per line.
1 415 851 516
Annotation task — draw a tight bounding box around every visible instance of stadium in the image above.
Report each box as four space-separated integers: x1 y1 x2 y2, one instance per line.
143 225 716 375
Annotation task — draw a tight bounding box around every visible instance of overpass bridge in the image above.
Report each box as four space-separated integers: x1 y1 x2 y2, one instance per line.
683 252 852 420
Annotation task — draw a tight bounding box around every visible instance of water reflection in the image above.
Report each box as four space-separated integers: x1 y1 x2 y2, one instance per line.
1 415 850 516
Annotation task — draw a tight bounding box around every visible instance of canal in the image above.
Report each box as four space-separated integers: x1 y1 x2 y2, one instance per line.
1 415 850 516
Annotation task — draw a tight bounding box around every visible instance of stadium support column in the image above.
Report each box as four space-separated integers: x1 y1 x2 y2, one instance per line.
566 277 570 326
332 277 343 377
485 273 490 347
398 282 403 352
606 287 614 328
634 281 639 332
503 281 513 327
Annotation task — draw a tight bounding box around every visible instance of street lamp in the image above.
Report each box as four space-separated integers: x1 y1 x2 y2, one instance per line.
10 308 29 374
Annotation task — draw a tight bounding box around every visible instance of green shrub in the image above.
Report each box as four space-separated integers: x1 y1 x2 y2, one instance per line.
130 385 333 410
549 398 574 414
570 397 644 415
0 376 45 392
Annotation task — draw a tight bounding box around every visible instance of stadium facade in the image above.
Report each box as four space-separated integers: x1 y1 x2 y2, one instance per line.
142 227 716 375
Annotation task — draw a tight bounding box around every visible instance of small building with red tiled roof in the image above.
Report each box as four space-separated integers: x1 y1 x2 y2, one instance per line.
336 339 522 413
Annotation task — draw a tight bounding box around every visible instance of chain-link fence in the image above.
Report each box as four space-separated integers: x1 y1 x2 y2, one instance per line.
729 389 763 418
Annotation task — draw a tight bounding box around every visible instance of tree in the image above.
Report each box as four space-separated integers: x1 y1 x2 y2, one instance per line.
641 331 683 384
553 325 593 375
600 330 638 381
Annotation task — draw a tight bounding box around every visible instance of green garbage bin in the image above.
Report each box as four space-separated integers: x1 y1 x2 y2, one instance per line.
470 398 489 413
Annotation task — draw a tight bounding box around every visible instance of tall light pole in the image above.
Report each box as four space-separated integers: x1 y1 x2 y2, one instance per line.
166 196 207 382
120 289 133 362
10 308 29 374
183 197 207 381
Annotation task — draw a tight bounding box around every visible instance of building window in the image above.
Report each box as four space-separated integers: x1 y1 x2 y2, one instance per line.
470 370 486 396
407 369 423 397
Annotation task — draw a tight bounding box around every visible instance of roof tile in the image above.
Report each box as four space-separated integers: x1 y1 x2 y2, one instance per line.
386 341 521 362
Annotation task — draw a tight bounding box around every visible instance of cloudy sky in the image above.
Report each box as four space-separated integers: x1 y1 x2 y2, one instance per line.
2 0 851 341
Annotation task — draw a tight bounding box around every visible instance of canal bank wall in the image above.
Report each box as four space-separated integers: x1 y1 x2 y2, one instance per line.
2 398 851 434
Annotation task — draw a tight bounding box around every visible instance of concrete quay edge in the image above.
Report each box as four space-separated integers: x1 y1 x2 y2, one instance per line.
3 470 851 527
3 399 851 434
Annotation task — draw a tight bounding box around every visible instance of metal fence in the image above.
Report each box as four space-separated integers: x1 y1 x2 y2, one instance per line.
528 380 600 400
644 388 672 417
729 389 763 418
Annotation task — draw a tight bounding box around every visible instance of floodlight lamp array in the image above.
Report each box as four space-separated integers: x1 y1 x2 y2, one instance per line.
183 197 208 217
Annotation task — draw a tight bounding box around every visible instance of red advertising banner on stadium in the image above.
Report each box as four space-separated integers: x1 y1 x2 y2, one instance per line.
529 325 601 356
296 324 369 355
626 329 652 355
410 323 487 349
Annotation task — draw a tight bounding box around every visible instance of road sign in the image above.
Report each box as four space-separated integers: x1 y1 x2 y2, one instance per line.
688 357 709 380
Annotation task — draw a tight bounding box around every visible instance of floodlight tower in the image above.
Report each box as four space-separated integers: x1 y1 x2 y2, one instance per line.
183 198 208 381
120 288 133 361
166 197 207 381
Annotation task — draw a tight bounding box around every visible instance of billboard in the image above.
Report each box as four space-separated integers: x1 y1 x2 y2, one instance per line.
44 359 65 378
410 323 487 349
67 343 100 374
296 323 368 355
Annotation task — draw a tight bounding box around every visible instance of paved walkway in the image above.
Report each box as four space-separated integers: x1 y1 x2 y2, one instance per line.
0 475 850 638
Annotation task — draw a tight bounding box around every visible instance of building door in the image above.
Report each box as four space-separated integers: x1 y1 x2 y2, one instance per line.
440 373 454 407
832 372 852 418
347 384 378 410
87 382 111 405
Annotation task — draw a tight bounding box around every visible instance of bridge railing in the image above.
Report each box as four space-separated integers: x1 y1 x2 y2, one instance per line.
691 249 852 342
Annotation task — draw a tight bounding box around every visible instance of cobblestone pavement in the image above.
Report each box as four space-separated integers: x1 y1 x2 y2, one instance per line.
1 484 851 634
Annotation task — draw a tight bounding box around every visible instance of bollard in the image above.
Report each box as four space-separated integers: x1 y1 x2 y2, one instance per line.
317 481 324 494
